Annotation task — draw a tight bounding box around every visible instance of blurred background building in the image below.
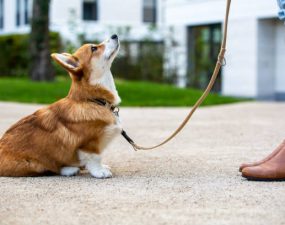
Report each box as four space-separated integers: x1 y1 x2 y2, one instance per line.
0 0 284 100
0 0 164 42
166 0 285 100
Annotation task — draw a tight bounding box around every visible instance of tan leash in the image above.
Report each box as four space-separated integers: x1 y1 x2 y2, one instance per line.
121 0 232 151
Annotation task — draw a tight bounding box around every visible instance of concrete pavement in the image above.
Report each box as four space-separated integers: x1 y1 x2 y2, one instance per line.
0 102 285 225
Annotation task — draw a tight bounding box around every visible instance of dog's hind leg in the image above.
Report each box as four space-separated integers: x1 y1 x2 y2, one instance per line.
0 152 49 177
60 166 80 176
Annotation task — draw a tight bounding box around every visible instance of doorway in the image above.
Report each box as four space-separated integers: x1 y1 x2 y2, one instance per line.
187 23 222 92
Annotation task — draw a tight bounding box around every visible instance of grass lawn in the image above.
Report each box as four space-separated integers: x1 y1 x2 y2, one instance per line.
0 77 246 106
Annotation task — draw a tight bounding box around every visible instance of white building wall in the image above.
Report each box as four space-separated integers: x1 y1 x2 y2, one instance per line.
1 0 164 42
3 0 16 33
223 18 258 97
257 19 276 100
165 0 282 98
99 0 142 25
1 0 31 34
164 25 187 87
275 21 285 99
50 0 165 42
50 0 81 26
165 0 225 26
50 0 82 43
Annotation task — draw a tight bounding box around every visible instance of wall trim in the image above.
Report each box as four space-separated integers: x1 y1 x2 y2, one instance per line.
275 92 285 101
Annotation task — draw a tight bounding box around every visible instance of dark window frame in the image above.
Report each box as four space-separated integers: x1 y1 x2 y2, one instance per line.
16 0 21 26
0 0 4 29
82 0 98 21
143 0 157 24
24 0 29 24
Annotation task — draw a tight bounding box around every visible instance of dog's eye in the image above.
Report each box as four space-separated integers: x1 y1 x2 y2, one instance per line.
91 46 98 52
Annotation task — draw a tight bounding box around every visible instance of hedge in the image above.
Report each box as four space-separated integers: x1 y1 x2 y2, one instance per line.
0 34 166 83
0 32 61 77
112 41 165 83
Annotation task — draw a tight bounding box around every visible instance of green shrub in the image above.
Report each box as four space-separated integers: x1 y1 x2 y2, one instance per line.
0 34 166 83
0 32 61 77
112 41 165 83
82 38 165 82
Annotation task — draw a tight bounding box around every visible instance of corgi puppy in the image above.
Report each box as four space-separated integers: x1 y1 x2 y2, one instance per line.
0 34 122 178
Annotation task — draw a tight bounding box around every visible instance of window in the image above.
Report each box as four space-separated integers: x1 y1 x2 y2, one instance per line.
143 0 156 23
15 0 29 26
187 24 222 92
16 0 21 26
83 0 98 21
24 0 29 24
0 0 3 29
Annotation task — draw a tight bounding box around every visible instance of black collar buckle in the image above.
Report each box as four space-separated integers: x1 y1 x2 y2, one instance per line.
90 98 119 116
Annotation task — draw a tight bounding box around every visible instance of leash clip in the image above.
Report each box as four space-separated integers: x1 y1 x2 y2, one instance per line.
222 57 227 66
121 130 138 151
218 49 227 67
112 106 120 117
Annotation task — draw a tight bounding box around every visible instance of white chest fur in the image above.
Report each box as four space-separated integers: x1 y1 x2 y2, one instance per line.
92 68 122 149
89 68 121 105
100 117 122 150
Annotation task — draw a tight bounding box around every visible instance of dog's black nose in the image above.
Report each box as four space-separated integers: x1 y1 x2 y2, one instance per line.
111 34 118 40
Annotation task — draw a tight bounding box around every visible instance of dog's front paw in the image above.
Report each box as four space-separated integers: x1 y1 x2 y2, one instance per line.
90 166 112 179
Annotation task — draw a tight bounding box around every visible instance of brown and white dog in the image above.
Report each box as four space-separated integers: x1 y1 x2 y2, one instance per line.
0 34 122 178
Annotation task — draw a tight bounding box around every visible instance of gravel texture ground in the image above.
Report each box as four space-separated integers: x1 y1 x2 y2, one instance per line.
0 101 285 225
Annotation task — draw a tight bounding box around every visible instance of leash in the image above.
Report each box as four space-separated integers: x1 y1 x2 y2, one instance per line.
122 0 232 151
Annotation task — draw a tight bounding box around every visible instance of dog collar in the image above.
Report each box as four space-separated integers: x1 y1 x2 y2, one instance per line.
89 98 119 116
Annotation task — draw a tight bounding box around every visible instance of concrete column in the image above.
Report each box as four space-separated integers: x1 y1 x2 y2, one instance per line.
257 19 276 100
164 25 187 87
222 18 258 98
275 20 285 100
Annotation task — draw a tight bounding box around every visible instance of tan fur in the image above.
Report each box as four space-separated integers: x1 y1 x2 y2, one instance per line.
0 40 120 177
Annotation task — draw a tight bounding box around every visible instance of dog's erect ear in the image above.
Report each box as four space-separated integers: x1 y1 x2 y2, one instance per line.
51 53 82 73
